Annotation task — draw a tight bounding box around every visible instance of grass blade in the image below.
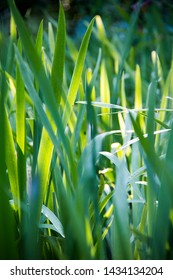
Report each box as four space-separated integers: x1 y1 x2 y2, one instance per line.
51 2 66 105
62 17 95 127
100 59 110 126
8 0 75 175
0 69 18 259
41 204 64 238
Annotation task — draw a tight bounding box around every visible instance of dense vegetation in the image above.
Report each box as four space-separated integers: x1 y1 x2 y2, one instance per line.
0 0 173 259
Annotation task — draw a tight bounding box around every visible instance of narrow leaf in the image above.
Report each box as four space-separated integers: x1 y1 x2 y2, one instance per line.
62 17 95 127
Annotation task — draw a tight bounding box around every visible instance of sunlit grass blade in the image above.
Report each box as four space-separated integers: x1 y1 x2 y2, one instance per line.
4 110 18 204
0 70 18 259
16 57 25 154
37 127 56 200
14 46 74 194
10 13 17 41
135 64 145 128
8 0 75 175
16 46 26 222
135 65 142 109
62 17 95 127
35 20 43 54
100 60 110 126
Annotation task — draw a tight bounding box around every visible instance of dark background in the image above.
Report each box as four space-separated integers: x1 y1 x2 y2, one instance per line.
1 1 173 38
1 0 173 75
1 1 173 27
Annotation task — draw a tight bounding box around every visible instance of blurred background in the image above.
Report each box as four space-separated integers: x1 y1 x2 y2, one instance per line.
1 1 173 82
1 1 173 35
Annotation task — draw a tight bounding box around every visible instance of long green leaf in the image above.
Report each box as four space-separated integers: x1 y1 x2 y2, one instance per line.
62 17 95 127
14 46 74 195
8 0 75 176
100 59 110 125
0 69 18 259
152 120 173 259
35 20 43 54
4 107 19 207
51 3 66 105
41 204 64 237
16 45 27 223
111 157 132 259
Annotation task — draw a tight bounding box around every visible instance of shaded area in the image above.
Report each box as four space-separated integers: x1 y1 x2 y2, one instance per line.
1 1 173 32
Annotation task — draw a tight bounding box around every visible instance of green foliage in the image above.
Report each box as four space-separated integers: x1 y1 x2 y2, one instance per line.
0 0 173 259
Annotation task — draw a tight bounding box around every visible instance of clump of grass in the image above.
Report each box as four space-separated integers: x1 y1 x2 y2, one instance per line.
0 0 173 259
